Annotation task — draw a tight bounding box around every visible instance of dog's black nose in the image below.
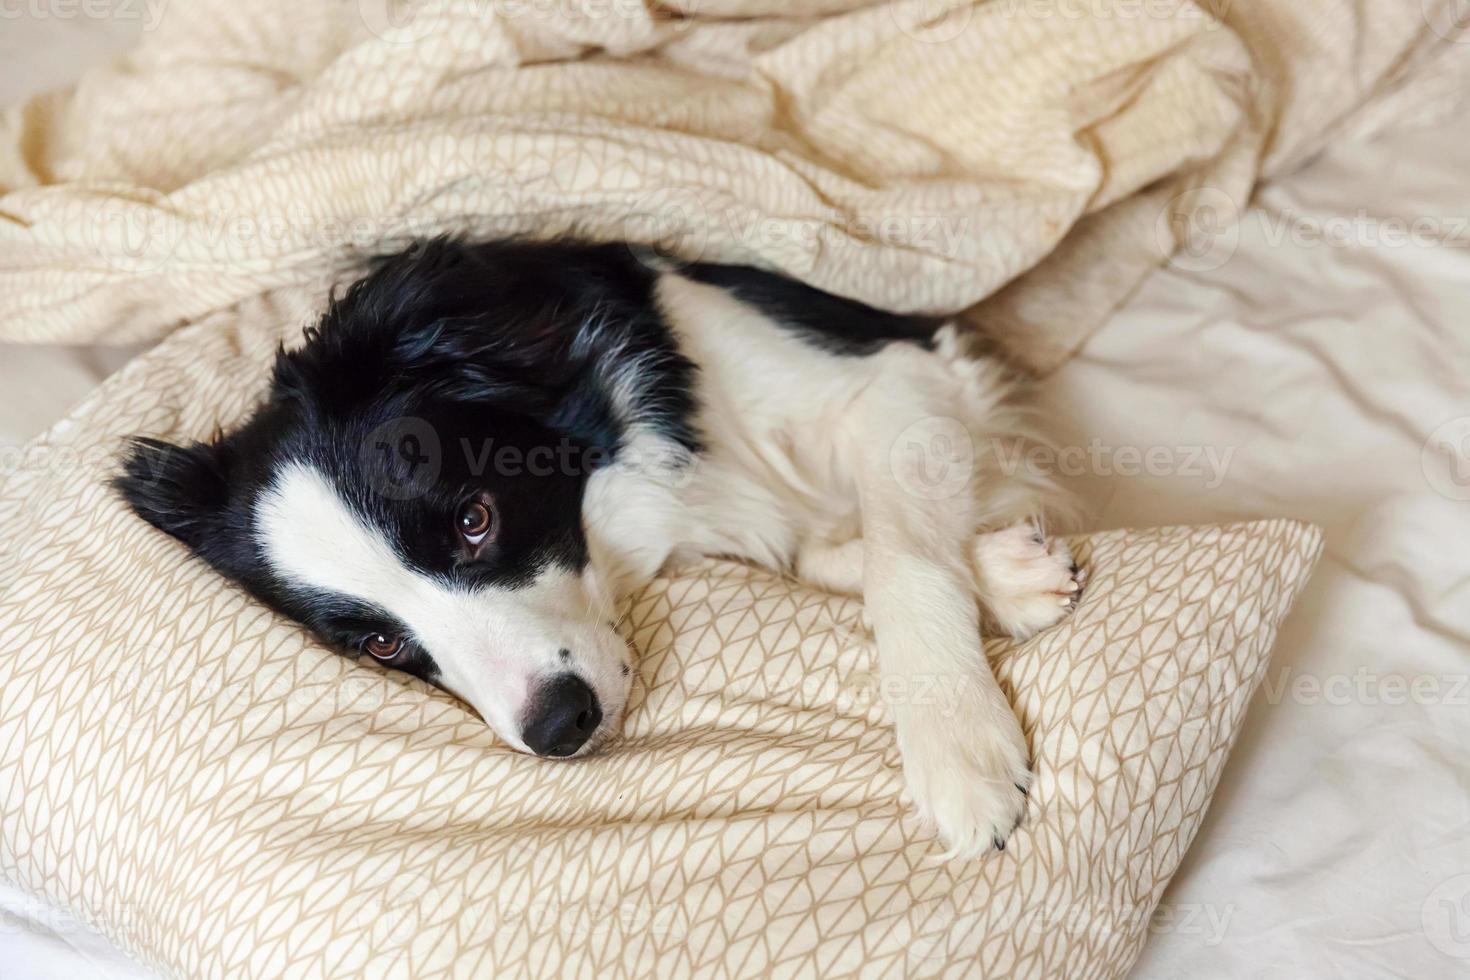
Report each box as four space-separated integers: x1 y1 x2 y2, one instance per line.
520 673 602 758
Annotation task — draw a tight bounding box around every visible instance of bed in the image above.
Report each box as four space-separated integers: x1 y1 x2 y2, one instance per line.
0 19 142 453
1041 117 1470 976
2 10 1467 979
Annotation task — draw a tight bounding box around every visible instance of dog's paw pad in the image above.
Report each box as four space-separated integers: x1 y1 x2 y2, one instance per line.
915 758 1031 859
975 524 1086 639
899 697 1032 859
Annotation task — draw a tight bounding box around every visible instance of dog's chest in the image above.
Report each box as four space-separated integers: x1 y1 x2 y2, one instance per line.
655 274 880 566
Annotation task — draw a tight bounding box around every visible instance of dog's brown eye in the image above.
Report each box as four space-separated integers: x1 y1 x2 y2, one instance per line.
456 497 494 546
363 633 403 660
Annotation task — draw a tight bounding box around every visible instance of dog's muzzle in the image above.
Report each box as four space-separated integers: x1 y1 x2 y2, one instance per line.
519 673 602 757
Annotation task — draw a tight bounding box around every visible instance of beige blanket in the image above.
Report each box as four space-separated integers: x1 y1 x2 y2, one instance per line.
0 0 1463 373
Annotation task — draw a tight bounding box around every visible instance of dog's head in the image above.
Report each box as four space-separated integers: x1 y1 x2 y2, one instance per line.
114 240 682 758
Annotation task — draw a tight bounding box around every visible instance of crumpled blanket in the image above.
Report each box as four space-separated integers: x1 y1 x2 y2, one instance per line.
0 0 1463 372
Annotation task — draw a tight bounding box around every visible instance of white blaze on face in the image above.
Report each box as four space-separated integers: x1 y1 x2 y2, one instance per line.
252 463 629 752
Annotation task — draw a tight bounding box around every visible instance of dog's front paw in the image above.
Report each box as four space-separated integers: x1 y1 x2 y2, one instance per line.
895 696 1031 857
974 523 1086 639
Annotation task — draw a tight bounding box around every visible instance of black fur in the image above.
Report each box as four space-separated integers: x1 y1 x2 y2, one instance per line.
114 237 933 684
114 237 703 682
681 261 941 356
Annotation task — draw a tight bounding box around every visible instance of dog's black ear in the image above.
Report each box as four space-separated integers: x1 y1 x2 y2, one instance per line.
272 237 593 421
268 237 694 452
112 436 231 550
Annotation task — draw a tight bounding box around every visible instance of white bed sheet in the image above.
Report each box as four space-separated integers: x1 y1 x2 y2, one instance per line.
3 20 1469 978
0 17 156 980
0 18 142 450
1038 115 1470 977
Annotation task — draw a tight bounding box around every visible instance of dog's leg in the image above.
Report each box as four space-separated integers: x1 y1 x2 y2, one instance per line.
794 538 865 596
847 390 1031 857
973 523 1086 639
798 531 1086 635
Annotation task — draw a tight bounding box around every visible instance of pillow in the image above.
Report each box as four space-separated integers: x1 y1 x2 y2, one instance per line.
0 292 1322 978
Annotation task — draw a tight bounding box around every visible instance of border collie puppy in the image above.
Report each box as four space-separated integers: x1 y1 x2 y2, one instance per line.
116 238 1083 857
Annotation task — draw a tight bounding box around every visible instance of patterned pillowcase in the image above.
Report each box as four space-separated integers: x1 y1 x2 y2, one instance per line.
0 295 1321 979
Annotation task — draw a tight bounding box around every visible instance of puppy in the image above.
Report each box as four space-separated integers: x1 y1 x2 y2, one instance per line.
116 238 1082 856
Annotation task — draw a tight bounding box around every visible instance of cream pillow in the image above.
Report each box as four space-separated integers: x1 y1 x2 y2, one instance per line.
0 292 1321 978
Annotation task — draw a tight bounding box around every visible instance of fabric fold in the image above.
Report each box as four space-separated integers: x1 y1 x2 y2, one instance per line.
1 0 1462 370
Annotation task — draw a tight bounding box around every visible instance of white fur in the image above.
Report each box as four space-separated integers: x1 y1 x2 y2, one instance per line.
974 525 1086 639
255 464 630 754
582 273 1081 857
263 271 1081 856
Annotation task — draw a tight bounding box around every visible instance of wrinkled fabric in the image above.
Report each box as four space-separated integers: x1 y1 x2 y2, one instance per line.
0 0 1464 372
1036 105 1470 978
